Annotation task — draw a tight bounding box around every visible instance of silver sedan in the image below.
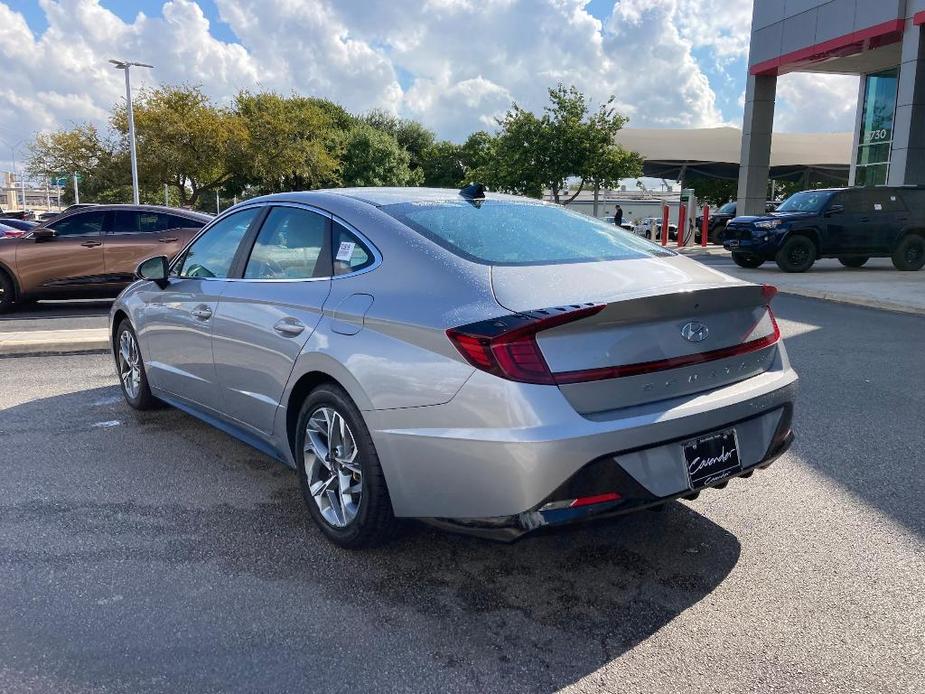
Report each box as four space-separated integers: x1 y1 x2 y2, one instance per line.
111 186 797 548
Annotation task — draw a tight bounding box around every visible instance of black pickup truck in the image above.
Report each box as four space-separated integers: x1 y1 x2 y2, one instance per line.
723 187 925 272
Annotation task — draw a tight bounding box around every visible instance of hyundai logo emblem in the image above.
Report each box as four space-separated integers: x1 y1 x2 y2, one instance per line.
681 321 710 343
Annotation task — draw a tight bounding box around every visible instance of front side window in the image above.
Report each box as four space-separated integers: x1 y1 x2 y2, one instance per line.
381 200 671 266
176 207 259 279
49 211 109 237
244 207 329 280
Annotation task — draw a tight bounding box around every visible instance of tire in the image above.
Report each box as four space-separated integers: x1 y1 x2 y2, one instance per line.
710 224 727 245
732 252 765 269
0 270 15 314
114 320 159 410
891 235 925 271
775 235 816 273
296 384 397 549
838 257 869 268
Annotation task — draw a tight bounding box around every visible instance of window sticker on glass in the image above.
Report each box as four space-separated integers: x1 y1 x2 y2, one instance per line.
336 241 356 262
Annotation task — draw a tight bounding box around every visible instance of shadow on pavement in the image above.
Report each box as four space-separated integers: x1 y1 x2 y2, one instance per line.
0 384 742 693
774 295 925 538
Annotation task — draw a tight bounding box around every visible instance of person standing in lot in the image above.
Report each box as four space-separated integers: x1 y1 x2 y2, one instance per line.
614 205 623 226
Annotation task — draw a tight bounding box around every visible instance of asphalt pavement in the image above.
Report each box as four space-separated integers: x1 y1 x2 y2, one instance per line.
0 295 923 693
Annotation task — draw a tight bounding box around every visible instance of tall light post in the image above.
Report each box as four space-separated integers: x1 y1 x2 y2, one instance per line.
109 59 153 205
0 137 26 210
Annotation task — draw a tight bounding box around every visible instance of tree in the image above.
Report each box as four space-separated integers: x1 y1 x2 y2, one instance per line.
481 84 642 203
27 123 132 204
235 91 343 193
340 124 420 187
362 109 435 174
686 176 738 207
112 85 246 207
420 141 465 188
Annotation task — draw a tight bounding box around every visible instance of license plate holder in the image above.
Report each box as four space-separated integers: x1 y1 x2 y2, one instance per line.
683 429 742 489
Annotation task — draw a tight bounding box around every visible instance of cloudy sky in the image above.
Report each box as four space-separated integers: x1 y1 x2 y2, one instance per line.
0 0 859 174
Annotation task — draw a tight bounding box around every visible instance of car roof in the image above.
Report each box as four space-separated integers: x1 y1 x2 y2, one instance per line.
43 204 212 225
244 187 541 208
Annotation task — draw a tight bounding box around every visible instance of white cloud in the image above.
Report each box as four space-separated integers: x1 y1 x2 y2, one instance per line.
775 72 860 133
0 0 859 179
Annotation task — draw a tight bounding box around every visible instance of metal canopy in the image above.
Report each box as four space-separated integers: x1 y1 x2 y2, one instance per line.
615 127 852 182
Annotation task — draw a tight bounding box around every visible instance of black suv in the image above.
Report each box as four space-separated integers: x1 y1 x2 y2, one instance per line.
695 201 777 244
723 187 925 272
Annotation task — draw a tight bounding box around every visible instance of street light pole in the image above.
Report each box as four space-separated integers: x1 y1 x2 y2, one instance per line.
110 59 153 205
0 138 25 210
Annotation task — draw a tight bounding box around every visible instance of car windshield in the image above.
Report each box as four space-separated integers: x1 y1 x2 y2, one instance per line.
381 200 673 266
718 201 736 214
776 191 834 213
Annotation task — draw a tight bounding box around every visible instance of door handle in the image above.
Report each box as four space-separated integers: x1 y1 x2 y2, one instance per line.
81 240 102 247
159 237 178 243
273 318 306 337
191 305 213 321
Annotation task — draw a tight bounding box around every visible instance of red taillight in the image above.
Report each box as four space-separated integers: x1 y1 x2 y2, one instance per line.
570 492 621 508
447 304 604 385
762 284 778 303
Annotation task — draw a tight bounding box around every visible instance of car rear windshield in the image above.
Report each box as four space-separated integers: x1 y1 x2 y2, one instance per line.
380 200 673 266
776 190 835 213
718 201 736 214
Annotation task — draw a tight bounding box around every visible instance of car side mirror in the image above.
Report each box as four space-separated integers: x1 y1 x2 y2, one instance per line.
136 255 169 288
32 228 56 241
826 204 845 217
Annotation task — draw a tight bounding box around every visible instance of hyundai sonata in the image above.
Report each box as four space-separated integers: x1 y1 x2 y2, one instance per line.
111 186 797 548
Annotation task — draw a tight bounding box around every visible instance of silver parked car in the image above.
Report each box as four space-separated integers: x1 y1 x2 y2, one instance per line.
111 186 797 548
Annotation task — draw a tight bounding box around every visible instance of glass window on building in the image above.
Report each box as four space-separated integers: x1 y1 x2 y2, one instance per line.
855 68 899 187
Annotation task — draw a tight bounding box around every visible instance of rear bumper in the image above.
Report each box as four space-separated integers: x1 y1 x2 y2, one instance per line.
433 410 794 541
368 349 798 520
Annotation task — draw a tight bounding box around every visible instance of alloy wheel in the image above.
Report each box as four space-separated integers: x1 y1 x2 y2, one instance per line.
304 407 363 528
118 329 142 400
906 244 923 265
789 246 808 266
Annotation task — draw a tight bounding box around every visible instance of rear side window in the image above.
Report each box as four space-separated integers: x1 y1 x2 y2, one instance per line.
176 208 259 279
869 192 906 213
168 214 204 229
380 200 670 266
49 211 109 237
333 223 375 275
244 207 329 280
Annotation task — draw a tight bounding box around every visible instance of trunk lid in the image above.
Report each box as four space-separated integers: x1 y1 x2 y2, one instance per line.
490 256 780 414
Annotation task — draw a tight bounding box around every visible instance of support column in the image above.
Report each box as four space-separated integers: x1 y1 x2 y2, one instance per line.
888 22 925 185
848 75 867 187
737 74 777 216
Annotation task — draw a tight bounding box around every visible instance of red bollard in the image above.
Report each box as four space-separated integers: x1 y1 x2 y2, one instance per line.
661 205 669 247
701 205 710 247
677 203 687 248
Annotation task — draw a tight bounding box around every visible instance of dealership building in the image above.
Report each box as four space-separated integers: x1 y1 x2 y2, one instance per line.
739 0 925 214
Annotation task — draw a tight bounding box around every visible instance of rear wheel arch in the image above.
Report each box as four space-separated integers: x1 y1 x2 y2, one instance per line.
111 309 130 349
285 365 375 461
896 228 925 248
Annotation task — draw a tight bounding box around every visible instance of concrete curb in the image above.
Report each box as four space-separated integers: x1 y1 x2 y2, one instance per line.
771 287 925 316
0 329 110 357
